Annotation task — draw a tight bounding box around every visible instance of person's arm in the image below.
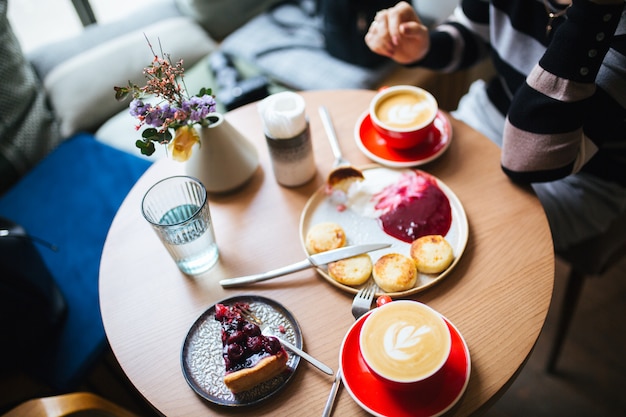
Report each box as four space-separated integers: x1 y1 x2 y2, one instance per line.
501 0 625 184
365 0 491 70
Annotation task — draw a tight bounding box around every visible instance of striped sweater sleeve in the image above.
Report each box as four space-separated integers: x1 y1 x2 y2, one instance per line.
501 0 625 184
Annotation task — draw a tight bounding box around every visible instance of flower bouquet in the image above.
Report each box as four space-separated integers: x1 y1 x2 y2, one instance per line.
114 38 217 161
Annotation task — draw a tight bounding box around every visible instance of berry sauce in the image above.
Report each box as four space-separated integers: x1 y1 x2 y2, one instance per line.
374 171 452 243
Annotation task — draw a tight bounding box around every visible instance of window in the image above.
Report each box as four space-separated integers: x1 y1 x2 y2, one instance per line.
7 0 82 53
7 0 152 53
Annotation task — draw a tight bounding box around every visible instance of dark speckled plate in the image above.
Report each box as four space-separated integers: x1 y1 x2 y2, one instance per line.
181 295 302 407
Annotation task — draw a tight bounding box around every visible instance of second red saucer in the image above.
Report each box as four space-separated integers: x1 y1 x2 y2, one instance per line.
340 311 470 417
354 110 452 168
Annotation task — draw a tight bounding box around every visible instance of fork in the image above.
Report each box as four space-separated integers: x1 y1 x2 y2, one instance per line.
237 306 334 375
351 283 376 320
322 282 377 417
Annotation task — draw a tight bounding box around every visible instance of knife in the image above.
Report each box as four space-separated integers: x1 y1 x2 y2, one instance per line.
219 243 391 287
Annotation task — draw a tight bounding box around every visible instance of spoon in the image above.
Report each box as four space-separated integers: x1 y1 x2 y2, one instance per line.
318 106 364 192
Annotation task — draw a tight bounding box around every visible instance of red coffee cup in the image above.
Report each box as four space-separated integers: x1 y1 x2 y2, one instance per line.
369 86 438 149
358 300 451 390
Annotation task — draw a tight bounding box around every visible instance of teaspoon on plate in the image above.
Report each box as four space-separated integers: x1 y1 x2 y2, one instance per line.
318 106 364 191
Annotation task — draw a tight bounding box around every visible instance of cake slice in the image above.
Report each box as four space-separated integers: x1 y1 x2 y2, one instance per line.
215 302 289 393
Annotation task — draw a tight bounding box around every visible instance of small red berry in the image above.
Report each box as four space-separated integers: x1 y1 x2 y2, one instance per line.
376 295 392 307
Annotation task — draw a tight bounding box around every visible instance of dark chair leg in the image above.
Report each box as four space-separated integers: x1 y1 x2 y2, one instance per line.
546 268 586 373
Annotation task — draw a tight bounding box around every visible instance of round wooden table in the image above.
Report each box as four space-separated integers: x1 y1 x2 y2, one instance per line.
99 89 554 416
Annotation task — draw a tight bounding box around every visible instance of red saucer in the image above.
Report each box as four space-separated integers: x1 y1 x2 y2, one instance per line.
354 111 452 168
340 312 470 417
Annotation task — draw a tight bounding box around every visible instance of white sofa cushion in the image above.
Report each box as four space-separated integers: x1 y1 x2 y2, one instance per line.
27 0 182 80
43 16 217 138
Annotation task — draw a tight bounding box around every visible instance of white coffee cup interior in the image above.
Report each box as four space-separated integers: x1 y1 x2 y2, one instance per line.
370 85 438 133
359 300 451 384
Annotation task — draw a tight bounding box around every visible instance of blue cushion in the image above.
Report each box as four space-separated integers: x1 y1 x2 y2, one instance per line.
0 133 151 390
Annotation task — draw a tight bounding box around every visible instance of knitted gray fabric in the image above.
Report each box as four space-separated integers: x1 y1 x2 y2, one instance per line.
0 0 62 194
220 2 395 91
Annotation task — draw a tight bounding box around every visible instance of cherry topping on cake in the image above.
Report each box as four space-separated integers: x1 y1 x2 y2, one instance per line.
215 302 286 373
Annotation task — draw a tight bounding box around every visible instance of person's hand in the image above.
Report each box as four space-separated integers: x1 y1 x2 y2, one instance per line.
364 1 430 65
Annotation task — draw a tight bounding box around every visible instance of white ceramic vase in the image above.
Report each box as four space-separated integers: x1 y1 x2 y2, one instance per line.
185 113 259 193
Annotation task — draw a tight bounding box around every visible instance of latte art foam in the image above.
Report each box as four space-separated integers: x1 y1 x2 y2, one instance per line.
385 101 432 127
375 91 436 130
383 322 432 361
360 301 451 383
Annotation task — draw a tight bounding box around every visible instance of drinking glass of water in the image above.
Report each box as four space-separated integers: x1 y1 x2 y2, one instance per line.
141 176 219 275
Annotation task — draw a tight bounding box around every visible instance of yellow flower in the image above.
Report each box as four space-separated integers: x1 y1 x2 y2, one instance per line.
168 125 200 161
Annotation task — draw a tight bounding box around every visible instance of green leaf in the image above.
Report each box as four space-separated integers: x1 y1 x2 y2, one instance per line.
142 128 158 140
197 87 212 97
114 86 129 101
135 139 155 156
141 128 173 145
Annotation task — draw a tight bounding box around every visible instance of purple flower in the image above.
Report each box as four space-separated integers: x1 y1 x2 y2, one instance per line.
144 109 161 127
200 94 217 113
159 103 177 120
182 95 217 122
141 103 179 128
147 109 162 126
129 99 149 117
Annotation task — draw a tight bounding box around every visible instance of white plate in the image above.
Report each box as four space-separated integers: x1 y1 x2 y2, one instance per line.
299 166 469 297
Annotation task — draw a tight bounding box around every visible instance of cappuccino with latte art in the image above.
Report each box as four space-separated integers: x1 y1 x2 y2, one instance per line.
359 300 451 384
369 85 438 149
375 90 437 130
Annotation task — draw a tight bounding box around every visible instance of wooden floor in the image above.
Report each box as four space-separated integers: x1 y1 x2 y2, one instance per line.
1 256 624 417
482 256 626 417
